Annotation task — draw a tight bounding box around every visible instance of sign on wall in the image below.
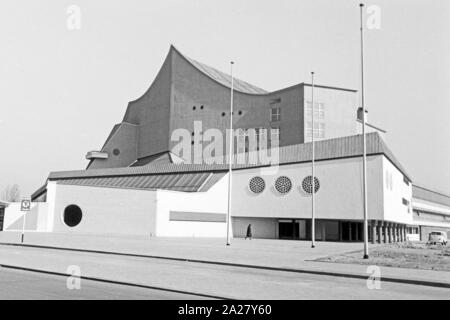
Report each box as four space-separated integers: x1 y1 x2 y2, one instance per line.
20 199 31 212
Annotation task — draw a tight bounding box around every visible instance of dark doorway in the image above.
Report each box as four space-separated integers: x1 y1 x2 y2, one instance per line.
341 221 363 242
279 220 299 239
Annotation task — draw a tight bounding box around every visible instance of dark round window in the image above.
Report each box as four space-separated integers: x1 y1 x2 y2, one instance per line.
63 205 82 227
238 110 243 115
275 176 292 194
200 105 204 110
113 148 120 156
221 112 226 117
249 177 265 194
193 106 196 110
302 176 320 194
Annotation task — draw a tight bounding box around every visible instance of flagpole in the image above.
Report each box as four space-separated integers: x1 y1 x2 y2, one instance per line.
360 3 369 259
226 61 234 246
311 71 316 248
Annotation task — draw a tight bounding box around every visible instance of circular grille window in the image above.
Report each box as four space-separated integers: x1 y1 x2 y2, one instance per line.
302 176 320 194
63 205 82 227
275 176 292 194
113 148 120 156
249 177 265 194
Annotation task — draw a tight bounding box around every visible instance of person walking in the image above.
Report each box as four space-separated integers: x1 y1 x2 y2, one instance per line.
245 224 252 240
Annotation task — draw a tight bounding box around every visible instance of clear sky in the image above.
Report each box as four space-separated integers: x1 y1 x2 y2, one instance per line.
0 0 449 196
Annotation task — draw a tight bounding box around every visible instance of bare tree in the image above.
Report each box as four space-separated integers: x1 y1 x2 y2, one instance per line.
2 184 21 202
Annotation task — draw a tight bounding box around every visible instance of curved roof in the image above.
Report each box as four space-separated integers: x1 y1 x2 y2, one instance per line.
173 46 268 95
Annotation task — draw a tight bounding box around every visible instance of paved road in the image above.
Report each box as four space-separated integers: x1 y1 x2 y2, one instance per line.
0 245 449 299
0 267 206 300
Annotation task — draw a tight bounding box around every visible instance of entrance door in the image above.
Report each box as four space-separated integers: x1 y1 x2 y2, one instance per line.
278 220 299 239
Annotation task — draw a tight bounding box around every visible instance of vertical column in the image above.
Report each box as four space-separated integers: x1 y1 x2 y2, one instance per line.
377 223 382 243
383 222 388 243
339 221 343 241
371 221 377 244
388 223 392 243
403 225 407 242
349 223 352 242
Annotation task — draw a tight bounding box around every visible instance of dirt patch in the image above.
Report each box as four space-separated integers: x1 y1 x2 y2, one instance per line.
316 242 450 272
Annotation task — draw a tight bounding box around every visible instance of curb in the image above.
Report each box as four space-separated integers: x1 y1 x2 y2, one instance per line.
1 242 449 289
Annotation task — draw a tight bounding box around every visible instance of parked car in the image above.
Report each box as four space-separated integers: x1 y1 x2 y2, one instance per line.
428 231 448 245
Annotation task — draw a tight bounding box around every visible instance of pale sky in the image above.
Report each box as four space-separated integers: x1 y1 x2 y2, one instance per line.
0 0 449 196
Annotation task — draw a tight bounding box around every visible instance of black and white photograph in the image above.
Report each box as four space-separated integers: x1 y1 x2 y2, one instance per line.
0 0 449 308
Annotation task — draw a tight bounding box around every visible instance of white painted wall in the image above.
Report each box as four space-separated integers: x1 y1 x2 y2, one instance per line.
382 157 414 224
231 155 384 221
155 174 228 237
50 184 157 237
412 198 450 216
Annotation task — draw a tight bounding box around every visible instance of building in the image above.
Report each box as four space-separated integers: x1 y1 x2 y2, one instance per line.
2 46 449 243
0 200 8 231
85 45 384 170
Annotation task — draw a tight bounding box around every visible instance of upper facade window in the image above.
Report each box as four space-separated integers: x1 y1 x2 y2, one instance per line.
306 101 325 120
403 175 409 186
305 101 325 138
270 101 281 122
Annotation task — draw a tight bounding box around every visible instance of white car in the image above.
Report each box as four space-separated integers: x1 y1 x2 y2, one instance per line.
428 231 448 245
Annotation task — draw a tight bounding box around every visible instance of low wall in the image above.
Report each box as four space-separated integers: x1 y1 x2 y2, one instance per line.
3 203 49 231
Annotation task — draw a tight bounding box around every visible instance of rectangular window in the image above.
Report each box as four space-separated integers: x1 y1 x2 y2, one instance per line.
305 101 325 138
306 101 325 120
271 106 281 122
403 175 409 186
402 198 409 206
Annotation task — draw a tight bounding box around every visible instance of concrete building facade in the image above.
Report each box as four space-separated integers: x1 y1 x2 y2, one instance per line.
2 46 448 244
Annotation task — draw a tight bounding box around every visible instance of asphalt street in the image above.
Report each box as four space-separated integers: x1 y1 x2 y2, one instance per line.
0 245 449 299
0 267 206 300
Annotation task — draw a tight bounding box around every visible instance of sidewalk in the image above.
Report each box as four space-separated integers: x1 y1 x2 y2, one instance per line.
0 231 448 288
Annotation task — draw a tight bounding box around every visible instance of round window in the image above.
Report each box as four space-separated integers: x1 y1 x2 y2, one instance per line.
275 176 292 194
113 148 120 156
63 205 82 227
302 176 320 194
249 177 265 194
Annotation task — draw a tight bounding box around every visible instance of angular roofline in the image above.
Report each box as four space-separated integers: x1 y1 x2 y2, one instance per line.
48 132 411 182
412 184 450 208
171 45 268 95
31 184 47 200
413 185 450 198
174 45 358 96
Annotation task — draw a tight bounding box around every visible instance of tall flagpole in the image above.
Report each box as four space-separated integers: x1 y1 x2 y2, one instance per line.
360 3 369 259
311 71 316 248
226 61 234 246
